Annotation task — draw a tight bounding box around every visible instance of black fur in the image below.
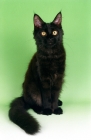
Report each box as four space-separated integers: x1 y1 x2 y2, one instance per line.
9 12 66 134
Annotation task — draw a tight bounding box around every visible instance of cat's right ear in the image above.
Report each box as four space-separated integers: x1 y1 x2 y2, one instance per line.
34 14 44 28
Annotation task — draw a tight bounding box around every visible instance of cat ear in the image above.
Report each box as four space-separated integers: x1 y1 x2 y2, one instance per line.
53 12 62 26
34 14 44 28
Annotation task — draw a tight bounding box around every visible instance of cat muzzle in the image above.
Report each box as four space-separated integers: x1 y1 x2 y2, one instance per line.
47 39 54 45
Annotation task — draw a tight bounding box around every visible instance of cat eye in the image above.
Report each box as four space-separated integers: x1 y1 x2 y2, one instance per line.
41 31 47 36
52 31 58 35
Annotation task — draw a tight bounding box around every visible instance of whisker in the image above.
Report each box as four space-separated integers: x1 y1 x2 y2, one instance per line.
64 37 77 43
63 41 73 50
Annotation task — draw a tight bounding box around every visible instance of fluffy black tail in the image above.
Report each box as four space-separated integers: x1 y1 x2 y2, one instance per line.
8 96 40 134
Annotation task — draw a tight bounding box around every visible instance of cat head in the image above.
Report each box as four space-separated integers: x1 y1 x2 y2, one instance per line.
33 12 63 49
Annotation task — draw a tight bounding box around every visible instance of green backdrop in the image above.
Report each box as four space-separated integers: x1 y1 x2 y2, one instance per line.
0 0 91 107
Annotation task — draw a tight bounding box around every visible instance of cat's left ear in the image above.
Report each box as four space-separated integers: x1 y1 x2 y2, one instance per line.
34 14 44 28
53 12 62 26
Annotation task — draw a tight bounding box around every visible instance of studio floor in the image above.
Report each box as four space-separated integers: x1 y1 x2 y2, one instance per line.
0 104 90 140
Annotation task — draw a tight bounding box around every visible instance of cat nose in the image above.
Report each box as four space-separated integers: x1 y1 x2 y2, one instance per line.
49 38 52 40
47 38 53 44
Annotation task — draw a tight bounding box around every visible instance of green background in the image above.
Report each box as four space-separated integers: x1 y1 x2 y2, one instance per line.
0 0 91 139
0 0 91 106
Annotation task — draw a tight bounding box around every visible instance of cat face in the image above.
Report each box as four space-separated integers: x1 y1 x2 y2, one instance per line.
33 12 63 49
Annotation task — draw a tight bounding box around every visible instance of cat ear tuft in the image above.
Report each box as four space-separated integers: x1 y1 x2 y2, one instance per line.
34 14 43 28
53 12 62 26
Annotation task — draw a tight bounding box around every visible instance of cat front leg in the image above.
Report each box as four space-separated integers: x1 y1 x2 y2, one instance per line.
51 89 63 115
42 88 52 115
41 78 52 115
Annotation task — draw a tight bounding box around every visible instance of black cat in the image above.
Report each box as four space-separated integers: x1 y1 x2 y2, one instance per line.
9 12 66 134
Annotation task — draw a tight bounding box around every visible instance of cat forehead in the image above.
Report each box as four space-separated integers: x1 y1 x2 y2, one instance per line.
46 23 55 33
46 23 53 29
43 23 56 30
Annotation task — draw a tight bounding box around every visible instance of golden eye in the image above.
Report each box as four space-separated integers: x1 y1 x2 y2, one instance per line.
41 31 47 36
53 31 58 35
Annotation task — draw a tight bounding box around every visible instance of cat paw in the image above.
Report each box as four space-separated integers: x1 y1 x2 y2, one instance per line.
43 108 52 115
54 107 63 115
58 100 63 106
33 106 43 114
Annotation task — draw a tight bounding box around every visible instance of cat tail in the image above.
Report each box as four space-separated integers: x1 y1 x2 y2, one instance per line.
8 96 40 134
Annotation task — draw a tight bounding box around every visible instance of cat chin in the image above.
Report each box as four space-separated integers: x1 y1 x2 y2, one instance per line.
38 44 56 50
44 43 57 48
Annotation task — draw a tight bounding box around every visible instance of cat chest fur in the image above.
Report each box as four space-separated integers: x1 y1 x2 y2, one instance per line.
37 54 64 87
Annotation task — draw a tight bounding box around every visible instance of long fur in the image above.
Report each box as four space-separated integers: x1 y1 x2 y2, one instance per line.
9 97 40 134
8 12 66 134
